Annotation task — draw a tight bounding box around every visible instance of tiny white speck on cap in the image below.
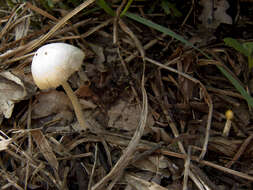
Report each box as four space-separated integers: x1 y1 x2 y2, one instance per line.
32 43 85 89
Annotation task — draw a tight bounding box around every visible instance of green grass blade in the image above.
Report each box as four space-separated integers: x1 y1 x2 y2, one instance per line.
224 37 249 56
82 7 101 16
248 56 253 69
125 12 207 56
243 42 253 56
125 12 253 107
217 66 253 107
96 0 115 16
161 0 171 15
125 12 185 43
161 0 182 17
120 0 134 17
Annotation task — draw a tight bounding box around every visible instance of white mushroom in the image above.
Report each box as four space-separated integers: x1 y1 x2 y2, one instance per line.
31 43 89 130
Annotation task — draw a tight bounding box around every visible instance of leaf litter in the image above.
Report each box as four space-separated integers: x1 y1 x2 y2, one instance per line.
0 0 253 189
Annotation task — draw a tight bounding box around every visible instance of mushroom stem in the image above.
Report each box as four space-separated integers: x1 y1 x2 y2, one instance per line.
62 81 88 130
223 119 231 137
222 110 234 137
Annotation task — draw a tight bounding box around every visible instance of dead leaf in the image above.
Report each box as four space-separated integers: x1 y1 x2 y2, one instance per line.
132 155 171 177
14 15 30 41
214 0 233 25
125 173 168 190
75 85 94 98
132 158 158 173
107 99 154 131
32 90 73 124
233 104 250 127
148 155 170 169
209 137 240 157
177 56 195 103
150 127 173 143
0 71 34 118
0 138 11 151
31 130 58 171
89 43 106 72
199 0 232 29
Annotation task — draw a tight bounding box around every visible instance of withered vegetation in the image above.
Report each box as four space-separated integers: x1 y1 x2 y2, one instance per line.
0 0 253 189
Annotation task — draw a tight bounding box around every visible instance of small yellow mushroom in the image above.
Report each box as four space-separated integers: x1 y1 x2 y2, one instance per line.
222 109 234 137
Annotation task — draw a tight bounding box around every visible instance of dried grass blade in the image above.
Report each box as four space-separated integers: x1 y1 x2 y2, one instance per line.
183 147 191 190
31 130 58 171
119 19 145 60
22 0 96 55
0 3 25 39
145 57 213 159
88 143 98 190
226 134 253 168
25 2 58 21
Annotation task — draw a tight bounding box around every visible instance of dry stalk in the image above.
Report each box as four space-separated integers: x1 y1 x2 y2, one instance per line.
100 132 253 182
183 146 191 190
145 57 213 160
112 0 127 44
0 3 26 39
226 134 253 168
0 0 95 62
92 57 148 190
88 143 98 190
149 64 206 188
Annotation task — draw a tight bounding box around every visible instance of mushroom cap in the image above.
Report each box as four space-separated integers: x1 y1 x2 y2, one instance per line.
225 110 234 120
32 43 85 89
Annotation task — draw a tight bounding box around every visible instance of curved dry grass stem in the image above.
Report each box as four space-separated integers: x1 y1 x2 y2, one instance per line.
88 143 98 190
145 57 213 160
183 146 191 190
99 132 253 182
23 0 95 55
92 58 148 190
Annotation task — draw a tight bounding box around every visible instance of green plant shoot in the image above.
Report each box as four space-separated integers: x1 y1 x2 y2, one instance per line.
224 37 253 69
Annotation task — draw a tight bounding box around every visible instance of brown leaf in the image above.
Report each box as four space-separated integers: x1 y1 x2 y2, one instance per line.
132 158 157 173
31 130 58 171
75 85 94 98
214 0 233 25
107 99 154 131
32 90 73 124
209 137 239 157
0 71 35 118
0 138 11 151
178 56 195 103
89 43 106 72
14 15 30 41
125 173 168 190
199 0 232 29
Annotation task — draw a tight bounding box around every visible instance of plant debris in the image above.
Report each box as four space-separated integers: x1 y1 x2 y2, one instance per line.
0 0 253 189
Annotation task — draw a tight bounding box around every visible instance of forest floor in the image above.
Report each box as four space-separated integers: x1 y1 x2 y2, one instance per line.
0 0 253 189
